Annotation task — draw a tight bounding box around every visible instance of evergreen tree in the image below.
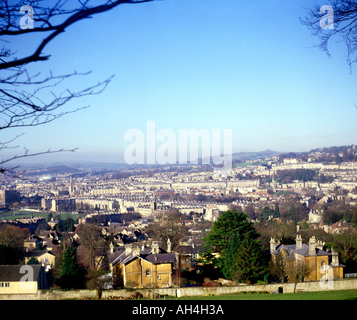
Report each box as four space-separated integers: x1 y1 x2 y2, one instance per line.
230 234 266 284
202 210 267 283
59 245 80 289
27 257 39 265
201 210 259 269
64 218 75 232
222 233 241 279
274 204 280 218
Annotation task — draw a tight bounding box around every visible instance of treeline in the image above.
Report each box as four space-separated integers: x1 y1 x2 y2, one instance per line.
274 169 314 183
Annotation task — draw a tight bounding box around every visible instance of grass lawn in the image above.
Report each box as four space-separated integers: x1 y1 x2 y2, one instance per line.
176 289 357 300
0 210 82 222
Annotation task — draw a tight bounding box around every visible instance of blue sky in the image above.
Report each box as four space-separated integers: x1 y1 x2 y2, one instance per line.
3 0 357 164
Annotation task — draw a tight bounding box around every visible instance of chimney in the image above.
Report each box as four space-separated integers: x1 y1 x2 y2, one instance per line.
167 238 172 253
317 240 325 251
295 234 302 250
309 236 316 256
125 243 132 255
110 242 114 254
270 238 279 254
152 241 159 254
331 247 339 266
133 247 141 257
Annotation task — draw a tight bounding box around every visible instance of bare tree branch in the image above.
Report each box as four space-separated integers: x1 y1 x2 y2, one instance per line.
0 0 154 69
0 0 156 175
301 0 357 68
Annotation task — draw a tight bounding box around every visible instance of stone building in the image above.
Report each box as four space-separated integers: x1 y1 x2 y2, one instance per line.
108 241 175 288
270 234 344 282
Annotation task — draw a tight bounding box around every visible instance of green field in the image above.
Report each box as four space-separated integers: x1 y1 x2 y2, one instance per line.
234 161 268 168
177 289 357 300
0 210 82 222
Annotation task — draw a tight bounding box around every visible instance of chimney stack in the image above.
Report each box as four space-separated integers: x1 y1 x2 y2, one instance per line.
270 238 279 254
309 236 316 256
125 243 132 255
110 242 114 254
295 234 302 250
167 238 172 253
331 247 339 266
152 241 159 254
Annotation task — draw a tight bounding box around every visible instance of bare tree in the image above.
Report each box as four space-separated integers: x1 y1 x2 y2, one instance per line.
0 0 154 175
301 0 357 69
77 223 108 270
268 250 287 283
286 258 310 293
146 209 188 251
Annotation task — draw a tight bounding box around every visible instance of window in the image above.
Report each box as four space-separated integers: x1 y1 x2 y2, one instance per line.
320 261 326 273
0 283 10 288
146 270 151 276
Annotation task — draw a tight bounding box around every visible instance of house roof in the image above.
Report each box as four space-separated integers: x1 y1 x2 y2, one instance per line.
145 253 176 264
0 265 42 282
274 244 331 257
109 246 176 267
176 245 202 255
25 250 56 258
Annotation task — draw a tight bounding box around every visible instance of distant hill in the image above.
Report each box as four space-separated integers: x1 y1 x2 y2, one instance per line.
231 150 280 161
23 165 82 175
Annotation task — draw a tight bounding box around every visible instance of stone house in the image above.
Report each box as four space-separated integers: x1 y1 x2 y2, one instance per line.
0 265 47 295
108 241 175 288
270 234 344 282
24 250 56 271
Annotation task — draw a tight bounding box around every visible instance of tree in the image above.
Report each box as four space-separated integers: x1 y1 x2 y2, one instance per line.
223 232 266 284
230 235 267 284
286 259 310 293
146 209 188 251
268 250 287 283
59 245 81 289
351 210 357 227
77 223 107 270
301 0 357 69
0 225 25 263
55 217 75 232
0 0 154 175
330 231 357 272
260 206 274 221
27 256 39 265
222 232 241 280
274 203 280 218
201 210 261 270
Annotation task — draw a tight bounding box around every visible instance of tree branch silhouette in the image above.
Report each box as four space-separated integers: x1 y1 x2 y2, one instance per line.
301 0 357 69
0 0 155 175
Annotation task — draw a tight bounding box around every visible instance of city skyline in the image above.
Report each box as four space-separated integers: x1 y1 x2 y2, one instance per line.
2 0 357 165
